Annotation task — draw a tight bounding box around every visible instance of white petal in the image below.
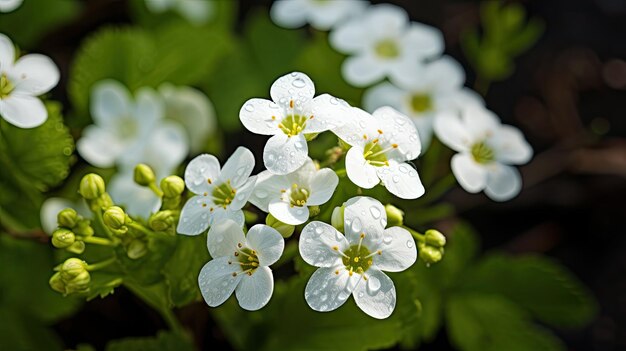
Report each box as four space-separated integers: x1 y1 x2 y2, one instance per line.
269 200 309 225
377 162 425 200
209 207 245 228
374 106 421 161
0 95 47 128
491 125 533 165
176 195 212 236
284 157 316 186
109 172 160 217
144 0 170 12
270 72 315 107
0 0 23 12
229 176 256 210
76 125 125 168
363 82 406 113
485 163 522 202
353 268 396 319
219 147 255 188
329 17 369 53
364 4 408 38
433 111 472 152
239 98 283 136
9 54 59 96
462 105 501 140
0 33 15 69
304 94 351 132
412 113 434 152
375 227 417 272
343 196 386 247
184 154 221 194
235 266 274 311
133 87 164 129
332 107 379 147
342 54 386 87
245 224 284 267
345 147 379 189
451 153 488 193
263 133 308 175
90 80 132 128
198 256 242 307
307 168 339 206
426 56 465 93
249 171 288 212
307 0 365 30
401 22 444 59
299 221 349 268
175 0 212 25
305 266 359 312
40 197 74 234
270 0 308 28
207 218 246 258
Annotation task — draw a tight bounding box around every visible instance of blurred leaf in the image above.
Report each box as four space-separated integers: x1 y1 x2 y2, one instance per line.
458 254 597 328
0 307 64 351
129 0 237 31
503 18 545 56
162 234 209 307
0 0 80 46
446 293 565 351
117 234 177 285
105 331 194 351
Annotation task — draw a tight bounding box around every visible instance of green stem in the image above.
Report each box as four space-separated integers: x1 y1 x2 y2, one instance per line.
87 256 117 271
402 226 425 243
94 208 118 241
127 221 155 237
335 168 346 177
159 307 184 335
148 182 164 197
81 236 118 246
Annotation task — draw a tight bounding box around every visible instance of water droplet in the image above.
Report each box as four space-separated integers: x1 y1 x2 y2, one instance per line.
358 291 365 298
399 165 409 173
383 235 392 244
329 97 339 105
392 175 400 183
244 103 255 112
338 290 350 300
335 231 344 241
369 206 381 219
256 189 268 199
320 293 328 302
292 77 306 88
315 226 324 235
217 236 224 243
367 276 381 294
406 240 414 248
351 217 362 233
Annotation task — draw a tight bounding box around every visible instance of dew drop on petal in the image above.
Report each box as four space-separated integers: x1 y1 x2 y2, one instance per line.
256 189 268 199
244 103 255 112
338 290 350 301
392 175 400 183
383 235 392 244
315 226 324 235
367 275 381 294
358 291 365 298
369 206 381 219
292 78 306 88
406 240 414 248
351 217 362 233
320 293 328 302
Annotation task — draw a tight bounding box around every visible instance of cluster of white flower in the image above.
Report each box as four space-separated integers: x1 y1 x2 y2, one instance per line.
270 0 532 201
144 0 213 25
0 0 23 13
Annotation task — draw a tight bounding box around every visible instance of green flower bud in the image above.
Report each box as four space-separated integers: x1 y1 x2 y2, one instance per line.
149 210 176 231
134 163 156 186
425 229 446 248
304 132 319 141
266 214 295 238
160 176 185 198
67 241 85 254
308 205 321 217
331 205 345 233
79 173 105 200
49 272 66 294
65 270 91 294
103 206 126 230
74 220 94 237
51 228 75 248
60 258 88 281
127 239 148 259
385 204 404 227
419 244 443 265
57 208 78 228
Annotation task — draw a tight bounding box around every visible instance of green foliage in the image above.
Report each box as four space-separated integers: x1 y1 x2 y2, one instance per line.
105 331 194 351
162 234 210 307
461 1 544 83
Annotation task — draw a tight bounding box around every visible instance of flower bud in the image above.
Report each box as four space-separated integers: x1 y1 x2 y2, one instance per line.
160 176 185 198
149 210 176 231
134 163 156 186
127 239 148 259
385 204 404 227
331 205 345 233
51 228 75 248
266 214 295 238
67 241 85 254
74 220 94 237
60 258 88 281
79 173 105 200
419 244 443 265
308 205 320 217
49 272 66 294
425 229 446 248
65 270 91 294
103 206 126 230
57 208 78 228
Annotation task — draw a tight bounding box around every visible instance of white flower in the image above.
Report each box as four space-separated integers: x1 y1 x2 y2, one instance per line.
0 0 23 13
0 33 59 128
364 56 484 151
177 147 257 235
199 219 284 311
249 158 338 225
239 71 350 175
299 196 417 319
159 83 216 154
144 0 213 25
270 0 366 31
433 105 533 201
329 4 443 87
333 106 425 199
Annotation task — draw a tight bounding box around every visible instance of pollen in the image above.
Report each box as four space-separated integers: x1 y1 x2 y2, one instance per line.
271 115 276 120
202 203 207 207
363 134 368 139
378 129 383 134
207 178 212 184
392 144 398 148
289 100 294 108
332 246 339 251
377 250 382 255
309 115 314 119
231 272 237 277
335 270 339 275
237 243 243 248
203 192 208 196
360 233 365 238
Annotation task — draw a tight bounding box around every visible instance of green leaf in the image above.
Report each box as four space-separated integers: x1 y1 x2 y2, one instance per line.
0 307 64 351
458 254 597 328
105 331 194 351
162 234 210 307
446 293 565 351
116 234 177 286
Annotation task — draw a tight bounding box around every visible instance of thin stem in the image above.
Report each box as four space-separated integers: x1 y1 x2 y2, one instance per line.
148 182 164 197
81 236 118 246
127 221 155 237
87 256 117 271
402 226 425 243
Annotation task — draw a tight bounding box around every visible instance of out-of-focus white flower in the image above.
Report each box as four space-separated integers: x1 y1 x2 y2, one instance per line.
434 105 533 201
364 56 484 151
144 0 213 25
159 83 216 154
0 0 23 13
270 0 366 30
333 107 424 199
330 4 443 87
0 33 59 128
177 147 257 235
239 71 350 175
299 196 417 319
249 158 338 225
199 219 284 311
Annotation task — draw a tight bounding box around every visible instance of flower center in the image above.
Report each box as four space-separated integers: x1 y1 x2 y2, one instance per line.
342 244 374 274
0 74 14 99
375 39 399 59
278 114 308 137
212 180 236 208
229 244 260 276
286 183 309 207
410 94 432 113
116 116 139 139
362 137 398 167
471 141 495 164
